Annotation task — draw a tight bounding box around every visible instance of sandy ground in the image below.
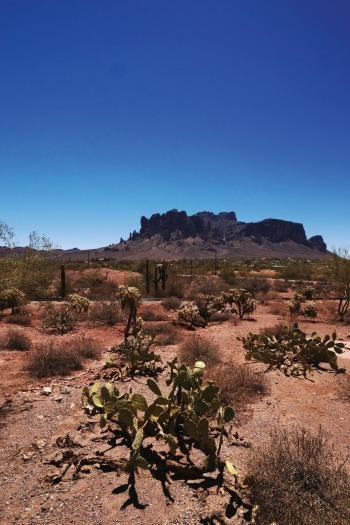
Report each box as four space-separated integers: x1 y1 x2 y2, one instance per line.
0 294 349 525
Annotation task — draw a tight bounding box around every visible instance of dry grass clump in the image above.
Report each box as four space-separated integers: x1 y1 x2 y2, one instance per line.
207 363 268 410
162 296 182 311
3 329 31 351
145 322 182 345
179 336 221 367
65 335 103 360
26 342 83 378
90 301 125 326
259 322 291 339
246 427 350 525
268 300 287 316
337 375 350 402
141 308 168 321
26 335 102 377
5 311 32 326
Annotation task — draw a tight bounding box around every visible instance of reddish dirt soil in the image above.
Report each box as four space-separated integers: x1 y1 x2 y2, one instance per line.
0 292 349 525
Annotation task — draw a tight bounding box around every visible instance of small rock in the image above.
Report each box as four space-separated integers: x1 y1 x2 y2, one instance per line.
41 387 52 396
55 396 63 403
60 386 70 394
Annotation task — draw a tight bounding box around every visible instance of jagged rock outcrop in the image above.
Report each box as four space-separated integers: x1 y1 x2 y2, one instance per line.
108 209 328 260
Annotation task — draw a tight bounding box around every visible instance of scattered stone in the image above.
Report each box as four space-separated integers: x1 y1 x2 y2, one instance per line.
60 386 70 394
55 396 63 403
41 387 52 396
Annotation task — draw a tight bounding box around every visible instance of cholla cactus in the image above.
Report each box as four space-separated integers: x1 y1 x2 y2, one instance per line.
302 285 314 301
303 301 318 318
117 285 142 340
177 303 201 328
68 293 90 313
0 287 26 314
289 293 303 316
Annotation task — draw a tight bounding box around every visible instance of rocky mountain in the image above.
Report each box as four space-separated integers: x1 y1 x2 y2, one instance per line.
100 209 328 260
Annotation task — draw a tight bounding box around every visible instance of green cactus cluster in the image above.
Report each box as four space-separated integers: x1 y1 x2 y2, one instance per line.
117 285 142 340
68 293 90 313
207 288 256 320
177 303 202 328
117 317 162 376
82 359 235 476
289 293 318 318
239 328 346 377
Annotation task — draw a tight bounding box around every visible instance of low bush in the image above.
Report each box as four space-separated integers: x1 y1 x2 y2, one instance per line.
140 308 168 321
246 427 350 525
42 305 77 334
5 312 32 326
65 335 103 360
208 363 268 411
145 322 182 345
26 342 83 377
259 323 291 339
3 329 31 351
90 301 125 326
162 296 182 311
179 336 221 367
273 279 290 293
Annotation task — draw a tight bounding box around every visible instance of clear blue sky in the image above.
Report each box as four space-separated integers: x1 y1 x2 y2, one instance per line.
1 0 349 250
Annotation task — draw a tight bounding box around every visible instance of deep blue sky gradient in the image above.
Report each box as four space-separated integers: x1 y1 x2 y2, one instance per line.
1 1 349 249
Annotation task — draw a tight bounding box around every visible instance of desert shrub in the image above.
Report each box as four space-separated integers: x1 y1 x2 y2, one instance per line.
3 329 31 351
259 323 291 339
42 305 77 334
5 311 32 326
145 322 182 345
67 293 90 313
140 308 168 321
338 375 350 402
164 274 185 298
302 284 314 300
64 335 102 360
219 265 237 286
125 274 143 290
179 336 221 367
177 303 204 329
239 276 271 297
0 288 26 314
26 342 83 377
207 363 268 411
246 427 350 525
273 279 290 293
90 301 124 326
279 261 313 280
268 299 287 316
162 296 182 310
289 292 303 316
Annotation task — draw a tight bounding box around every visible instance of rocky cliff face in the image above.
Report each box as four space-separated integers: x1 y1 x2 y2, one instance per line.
133 209 327 254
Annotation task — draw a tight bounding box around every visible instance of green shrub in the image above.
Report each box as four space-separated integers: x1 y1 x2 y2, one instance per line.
246 427 350 525
0 288 26 314
67 294 90 313
42 305 77 334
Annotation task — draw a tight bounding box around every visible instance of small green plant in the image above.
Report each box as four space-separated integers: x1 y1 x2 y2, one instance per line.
42 305 77 334
116 317 162 376
177 303 202 329
302 285 314 300
67 294 90 313
239 328 346 376
82 359 235 476
289 292 303 316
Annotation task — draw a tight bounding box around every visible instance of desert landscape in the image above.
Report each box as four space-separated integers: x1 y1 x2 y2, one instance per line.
1 252 350 525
